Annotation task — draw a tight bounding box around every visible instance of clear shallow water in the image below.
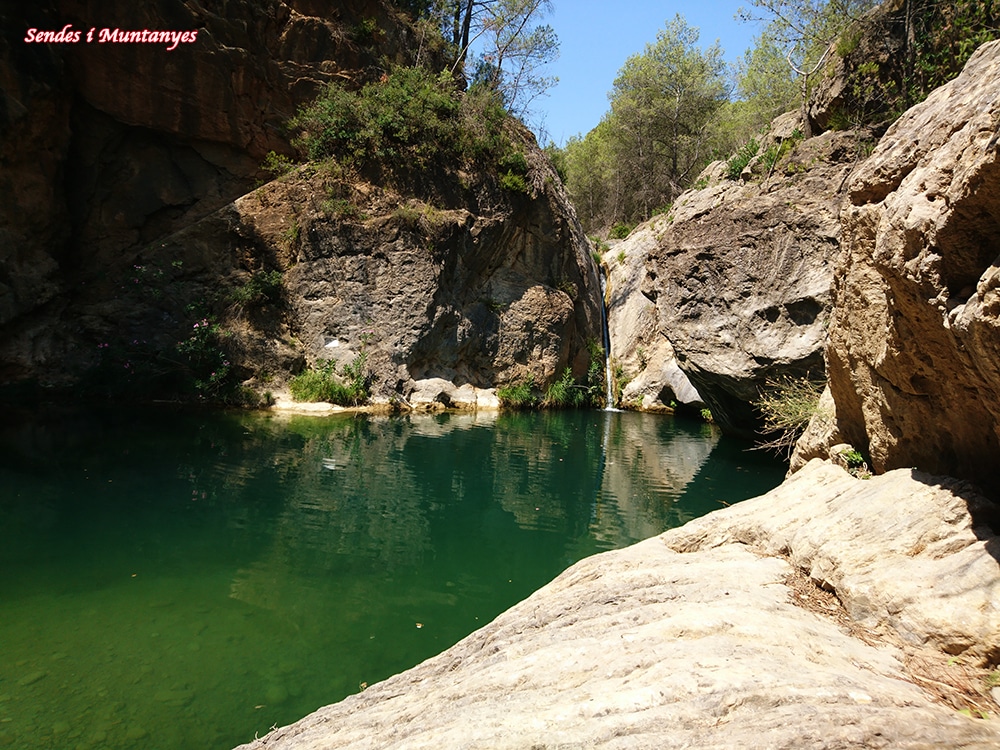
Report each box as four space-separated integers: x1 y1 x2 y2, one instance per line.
0 408 784 749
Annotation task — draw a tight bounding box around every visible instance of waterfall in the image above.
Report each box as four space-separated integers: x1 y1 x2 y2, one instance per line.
598 267 617 411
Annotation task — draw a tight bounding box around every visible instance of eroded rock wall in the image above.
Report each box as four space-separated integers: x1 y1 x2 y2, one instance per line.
640 126 861 436
109 141 602 401
601 233 702 412
825 39 1000 491
1 1 600 398
0 0 417 385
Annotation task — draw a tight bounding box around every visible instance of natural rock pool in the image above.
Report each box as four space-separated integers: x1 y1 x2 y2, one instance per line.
0 408 784 749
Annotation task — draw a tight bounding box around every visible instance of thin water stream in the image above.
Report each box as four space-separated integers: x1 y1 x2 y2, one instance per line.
0 408 784 749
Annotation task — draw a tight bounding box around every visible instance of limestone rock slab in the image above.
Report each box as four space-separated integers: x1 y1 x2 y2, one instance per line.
235 461 1000 750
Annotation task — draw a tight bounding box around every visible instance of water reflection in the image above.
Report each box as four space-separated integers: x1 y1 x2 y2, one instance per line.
0 408 783 750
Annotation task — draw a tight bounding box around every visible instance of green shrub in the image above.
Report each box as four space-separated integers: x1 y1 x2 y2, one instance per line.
291 67 520 178
726 138 760 180
500 170 528 193
497 375 538 409
756 375 826 456
176 316 233 398
543 368 586 408
585 339 606 407
609 224 634 240
261 150 295 178
289 354 369 406
230 270 283 308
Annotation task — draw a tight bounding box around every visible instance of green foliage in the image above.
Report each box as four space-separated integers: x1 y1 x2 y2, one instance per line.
289 353 370 406
323 197 366 220
350 18 381 43
499 170 529 193
700 407 714 423
292 67 459 167
611 361 629 405
543 141 568 182
899 0 999 112
760 132 800 173
726 137 760 180
261 150 295 178
450 0 559 121
542 368 587 408
230 270 283 309
561 15 728 230
281 220 300 248
497 374 538 408
292 66 531 191
616 250 627 265
756 375 826 456
585 338 607 407
176 317 234 398
733 30 799 136
609 224 634 240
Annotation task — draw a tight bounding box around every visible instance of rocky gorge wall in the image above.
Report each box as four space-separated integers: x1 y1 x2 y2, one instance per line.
604 116 862 435
0 1 602 399
817 39 1000 492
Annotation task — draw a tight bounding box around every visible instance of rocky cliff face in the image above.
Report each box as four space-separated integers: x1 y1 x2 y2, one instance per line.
814 39 1000 492
1 0 406 353
144 145 601 402
636 120 863 436
601 233 702 412
0 1 601 399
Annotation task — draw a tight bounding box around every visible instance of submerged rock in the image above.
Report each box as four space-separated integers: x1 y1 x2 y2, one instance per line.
234 460 1000 749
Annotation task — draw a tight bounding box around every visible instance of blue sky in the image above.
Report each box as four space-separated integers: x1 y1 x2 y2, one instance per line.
534 1 764 145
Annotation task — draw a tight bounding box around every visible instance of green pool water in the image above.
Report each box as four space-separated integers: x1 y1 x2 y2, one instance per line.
0 407 784 749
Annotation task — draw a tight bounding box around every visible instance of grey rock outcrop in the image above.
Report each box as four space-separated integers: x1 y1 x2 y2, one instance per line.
821 39 1000 491
642 126 861 436
601 233 702 411
125 144 602 400
235 460 1000 750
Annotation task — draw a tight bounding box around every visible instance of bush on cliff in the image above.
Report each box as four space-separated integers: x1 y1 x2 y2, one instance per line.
290 66 523 179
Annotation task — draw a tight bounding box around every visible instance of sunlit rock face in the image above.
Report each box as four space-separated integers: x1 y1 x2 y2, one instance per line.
826 40 1000 492
640 124 860 437
601 230 703 412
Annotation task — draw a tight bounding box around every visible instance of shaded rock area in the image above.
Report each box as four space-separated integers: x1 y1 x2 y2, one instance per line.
601 234 702 412
0 1 601 398
0 0 429 386
235 460 1000 750
639 124 864 436
822 39 1000 492
120 144 601 401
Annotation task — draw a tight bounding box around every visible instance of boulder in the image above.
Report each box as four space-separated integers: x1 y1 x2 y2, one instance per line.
643 126 861 436
234 460 1000 749
824 39 1000 492
601 233 703 411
